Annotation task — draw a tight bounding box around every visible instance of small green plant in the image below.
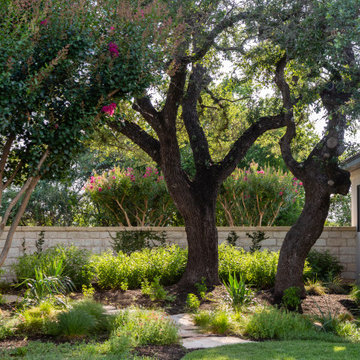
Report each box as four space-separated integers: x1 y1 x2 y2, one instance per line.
19 260 74 303
282 287 302 311
35 231 45 254
195 277 207 299
306 250 343 282
350 284 360 304
141 277 175 302
223 273 253 310
110 229 167 254
305 278 326 295
82 284 95 299
186 293 200 312
226 231 239 246
246 231 269 253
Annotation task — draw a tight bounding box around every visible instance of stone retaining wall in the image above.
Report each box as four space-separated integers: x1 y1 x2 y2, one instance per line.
1 226 358 281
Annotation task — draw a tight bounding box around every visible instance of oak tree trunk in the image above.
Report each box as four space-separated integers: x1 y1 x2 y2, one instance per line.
179 197 220 286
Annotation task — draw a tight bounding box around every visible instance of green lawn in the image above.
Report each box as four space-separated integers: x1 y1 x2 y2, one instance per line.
183 340 360 360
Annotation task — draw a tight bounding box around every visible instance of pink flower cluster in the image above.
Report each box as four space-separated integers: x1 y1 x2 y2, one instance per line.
101 103 117 116
108 42 119 57
40 19 48 26
143 167 159 178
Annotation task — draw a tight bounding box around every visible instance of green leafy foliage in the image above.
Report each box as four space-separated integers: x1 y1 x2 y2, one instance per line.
218 163 304 226
195 277 208 299
247 231 269 253
14 245 95 290
218 244 279 289
306 250 343 282
94 245 187 289
18 260 74 303
223 273 253 310
141 277 175 302
85 167 180 226
111 230 167 254
186 294 201 312
281 287 302 311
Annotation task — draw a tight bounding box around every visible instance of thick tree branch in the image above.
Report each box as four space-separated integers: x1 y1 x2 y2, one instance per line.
184 11 248 63
3 161 23 190
274 57 304 178
218 113 286 182
182 65 212 172
108 120 161 165
132 97 161 132
162 63 187 128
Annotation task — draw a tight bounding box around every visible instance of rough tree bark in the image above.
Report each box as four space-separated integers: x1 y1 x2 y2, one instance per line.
273 57 352 301
109 59 287 286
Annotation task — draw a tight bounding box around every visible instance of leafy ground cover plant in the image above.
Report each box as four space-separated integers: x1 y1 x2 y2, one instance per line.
141 277 176 302
194 310 233 335
14 245 95 290
281 287 302 311
195 277 208 299
305 279 327 296
186 293 201 312
350 285 360 305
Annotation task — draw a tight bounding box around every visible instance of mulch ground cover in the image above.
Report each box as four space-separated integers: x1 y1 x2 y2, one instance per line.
1 285 359 359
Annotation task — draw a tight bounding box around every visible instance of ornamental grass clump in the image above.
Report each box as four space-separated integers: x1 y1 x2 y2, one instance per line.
112 308 179 346
244 306 317 340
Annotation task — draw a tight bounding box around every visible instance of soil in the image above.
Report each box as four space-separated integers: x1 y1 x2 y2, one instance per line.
1 285 359 359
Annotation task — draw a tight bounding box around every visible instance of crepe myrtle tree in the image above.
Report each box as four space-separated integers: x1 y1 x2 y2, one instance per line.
0 0 171 266
241 0 360 299
105 0 296 286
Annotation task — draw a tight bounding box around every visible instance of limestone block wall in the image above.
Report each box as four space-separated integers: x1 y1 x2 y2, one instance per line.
0 226 358 282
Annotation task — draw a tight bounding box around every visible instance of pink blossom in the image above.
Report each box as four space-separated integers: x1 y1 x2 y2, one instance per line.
112 169 115 172
244 177 247 181
90 180 94 184
40 19 48 26
98 187 102 192
90 185 93 189
257 170 265 174
295 189 298 193
108 42 119 57
110 26 115 31
112 176 116 179
279 191 283 196
292 177 297 181
299 182 303 186
101 103 117 116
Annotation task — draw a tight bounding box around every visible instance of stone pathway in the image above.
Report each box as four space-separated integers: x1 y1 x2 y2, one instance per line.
170 313 253 349
101 307 252 349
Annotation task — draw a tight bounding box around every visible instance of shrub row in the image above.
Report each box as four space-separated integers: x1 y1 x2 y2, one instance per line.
13 244 342 290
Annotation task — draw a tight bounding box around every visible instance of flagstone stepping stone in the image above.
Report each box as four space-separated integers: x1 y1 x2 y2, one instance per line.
170 313 253 349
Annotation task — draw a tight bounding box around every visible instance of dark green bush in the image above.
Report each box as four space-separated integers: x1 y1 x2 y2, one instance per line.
14 246 95 290
94 245 187 289
110 229 166 254
306 250 343 281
